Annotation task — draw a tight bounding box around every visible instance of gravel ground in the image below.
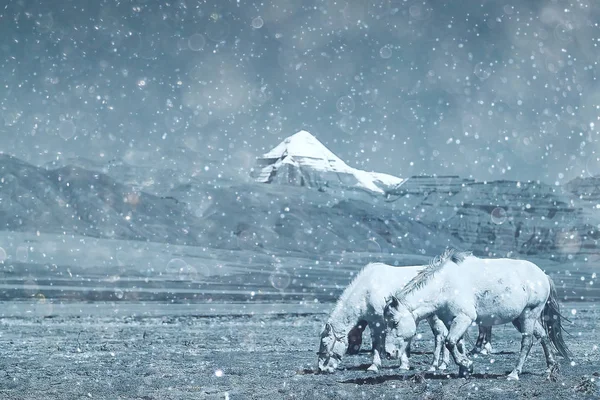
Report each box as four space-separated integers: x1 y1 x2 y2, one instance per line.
0 301 598 399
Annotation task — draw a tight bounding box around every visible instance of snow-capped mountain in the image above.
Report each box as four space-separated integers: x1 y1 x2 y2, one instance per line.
0 153 452 257
252 130 403 194
1 152 598 266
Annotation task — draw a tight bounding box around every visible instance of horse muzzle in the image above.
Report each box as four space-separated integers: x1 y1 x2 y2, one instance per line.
316 364 336 374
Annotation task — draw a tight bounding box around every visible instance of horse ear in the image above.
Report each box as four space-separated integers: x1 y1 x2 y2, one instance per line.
324 323 342 340
389 295 399 308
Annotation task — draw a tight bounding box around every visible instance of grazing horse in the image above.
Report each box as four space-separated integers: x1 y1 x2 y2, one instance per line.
317 262 490 373
384 249 572 380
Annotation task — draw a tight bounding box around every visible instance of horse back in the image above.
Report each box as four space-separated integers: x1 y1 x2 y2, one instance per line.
446 258 550 323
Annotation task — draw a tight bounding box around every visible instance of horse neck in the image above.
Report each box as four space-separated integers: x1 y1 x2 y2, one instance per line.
328 288 367 336
402 271 447 321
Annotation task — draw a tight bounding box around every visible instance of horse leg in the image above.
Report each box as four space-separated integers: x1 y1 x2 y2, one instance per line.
507 311 538 381
367 324 385 372
472 325 493 355
444 315 474 377
427 315 448 372
533 320 557 376
470 324 486 354
397 336 411 371
439 320 453 370
481 325 493 355
440 340 451 371
456 337 466 355
346 320 367 355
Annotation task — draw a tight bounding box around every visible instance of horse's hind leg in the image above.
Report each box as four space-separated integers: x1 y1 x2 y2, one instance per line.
481 325 493 354
471 325 492 355
533 320 557 375
346 320 367 355
507 310 539 381
472 325 493 355
471 324 486 354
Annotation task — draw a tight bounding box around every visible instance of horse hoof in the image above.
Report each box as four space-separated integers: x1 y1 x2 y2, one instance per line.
482 343 493 355
438 363 448 371
367 365 378 372
507 372 519 381
427 366 437 373
399 365 410 371
317 366 335 374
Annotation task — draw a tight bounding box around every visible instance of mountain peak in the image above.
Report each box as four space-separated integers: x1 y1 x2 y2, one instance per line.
286 129 316 141
262 130 344 165
254 130 403 194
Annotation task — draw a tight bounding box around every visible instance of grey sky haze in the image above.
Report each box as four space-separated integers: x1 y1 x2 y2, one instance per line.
1 0 599 184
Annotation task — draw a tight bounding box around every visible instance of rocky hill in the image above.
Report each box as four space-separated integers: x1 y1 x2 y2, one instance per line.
1 152 598 264
385 175 599 262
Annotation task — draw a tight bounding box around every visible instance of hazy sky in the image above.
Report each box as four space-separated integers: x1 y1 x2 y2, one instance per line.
1 0 599 184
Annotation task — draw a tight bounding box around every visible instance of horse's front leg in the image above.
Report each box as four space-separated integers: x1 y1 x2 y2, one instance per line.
445 314 474 377
440 339 451 370
399 337 411 370
367 324 385 372
346 320 367 355
427 315 448 372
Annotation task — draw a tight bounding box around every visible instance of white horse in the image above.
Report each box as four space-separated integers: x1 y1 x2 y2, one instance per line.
317 263 446 373
317 262 489 373
384 249 572 380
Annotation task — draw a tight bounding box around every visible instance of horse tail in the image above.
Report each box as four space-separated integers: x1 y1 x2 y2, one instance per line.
542 276 573 360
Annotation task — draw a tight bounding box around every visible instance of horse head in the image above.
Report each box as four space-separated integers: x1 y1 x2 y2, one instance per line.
383 296 416 358
384 295 401 314
316 322 347 373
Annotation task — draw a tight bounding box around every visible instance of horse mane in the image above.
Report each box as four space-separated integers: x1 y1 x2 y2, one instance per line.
329 262 388 323
397 248 472 297
333 263 380 309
